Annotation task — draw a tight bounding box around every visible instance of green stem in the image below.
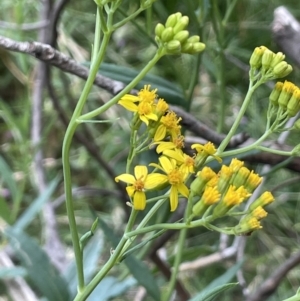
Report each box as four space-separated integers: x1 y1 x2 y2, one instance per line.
217 79 262 154
78 50 165 122
62 31 112 292
220 129 271 158
73 236 128 301
91 7 101 64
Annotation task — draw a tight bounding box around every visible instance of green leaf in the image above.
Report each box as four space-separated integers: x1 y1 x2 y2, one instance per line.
12 177 59 232
86 62 187 108
5 228 70 301
188 261 243 301
189 283 238 301
88 276 136 301
124 255 161 301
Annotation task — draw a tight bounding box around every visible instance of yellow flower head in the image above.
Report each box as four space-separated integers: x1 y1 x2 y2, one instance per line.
163 149 195 176
191 142 222 164
192 185 220 216
191 166 216 196
229 158 244 172
234 217 262 235
154 111 182 141
115 165 167 210
138 85 158 103
249 191 274 211
250 206 268 220
156 98 169 115
150 156 189 211
244 170 262 192
153 135 185 154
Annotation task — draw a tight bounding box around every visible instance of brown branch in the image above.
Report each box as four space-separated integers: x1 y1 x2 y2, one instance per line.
0 35 125 95
246 251 300 301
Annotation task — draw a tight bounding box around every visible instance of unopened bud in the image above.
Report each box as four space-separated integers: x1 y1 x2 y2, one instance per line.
173 16 189 34
262 49 274 70
165 40 181 54
278 81 295 109
181 42 193 53
249 46 267 69
292 119 300 130
155 23 165 38
272 61 293 78
165 13 178 28
187 35 200 44
287 88 300 117
191 42 205 53
270 52 285 68
161 27 174 42
173 30 189 44
269 82 283 106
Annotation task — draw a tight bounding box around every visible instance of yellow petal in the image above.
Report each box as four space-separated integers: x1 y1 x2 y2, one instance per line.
154 125 166 141
126 185 135 197
159 156 174 173
140 115 149 125
134 166 148 179
115 174 136 184
133 191 146 210
119 100 138 112
177 183 189 198
170 185 179 211
144 173 168 189
163 149 184 163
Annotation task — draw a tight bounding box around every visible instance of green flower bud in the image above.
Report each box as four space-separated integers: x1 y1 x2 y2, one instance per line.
272 61 293 78
278 81 295 109
173 30 189 44
173 16 189 34
165 13 178 28
165 40 181 54
187 35 200 44
161 27 174 42
262 49 274 70
269 82 283 106
292 119 300 130
270 52 285 68
191 42 206 53
287 88 300 117
249 46 267 69
181 42 193 53
155 23 165 38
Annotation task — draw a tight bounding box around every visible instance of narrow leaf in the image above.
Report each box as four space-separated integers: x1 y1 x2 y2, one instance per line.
5 228 70 301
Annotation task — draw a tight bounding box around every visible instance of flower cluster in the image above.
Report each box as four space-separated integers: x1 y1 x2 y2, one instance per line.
269 81 300 117
116 84 275 235
249 46 292 80
155 13 205 55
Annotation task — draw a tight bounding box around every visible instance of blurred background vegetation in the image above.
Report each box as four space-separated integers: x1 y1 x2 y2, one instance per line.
0 0 300 300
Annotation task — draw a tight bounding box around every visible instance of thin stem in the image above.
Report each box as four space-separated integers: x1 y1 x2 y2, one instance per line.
78 50 165 122
217 79 262 154
62 31 112 292
73 236 128 301
91 7 101 64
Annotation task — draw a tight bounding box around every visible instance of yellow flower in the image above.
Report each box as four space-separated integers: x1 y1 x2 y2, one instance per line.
118 85 159 125
150 156 189 211
191 142 222 163
212 185 250 218
153 135 185 153
163 149 195 176
115 166 167 210
192 185 220 216
249 191 274 211
154 111 182 141
191 166 216 196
